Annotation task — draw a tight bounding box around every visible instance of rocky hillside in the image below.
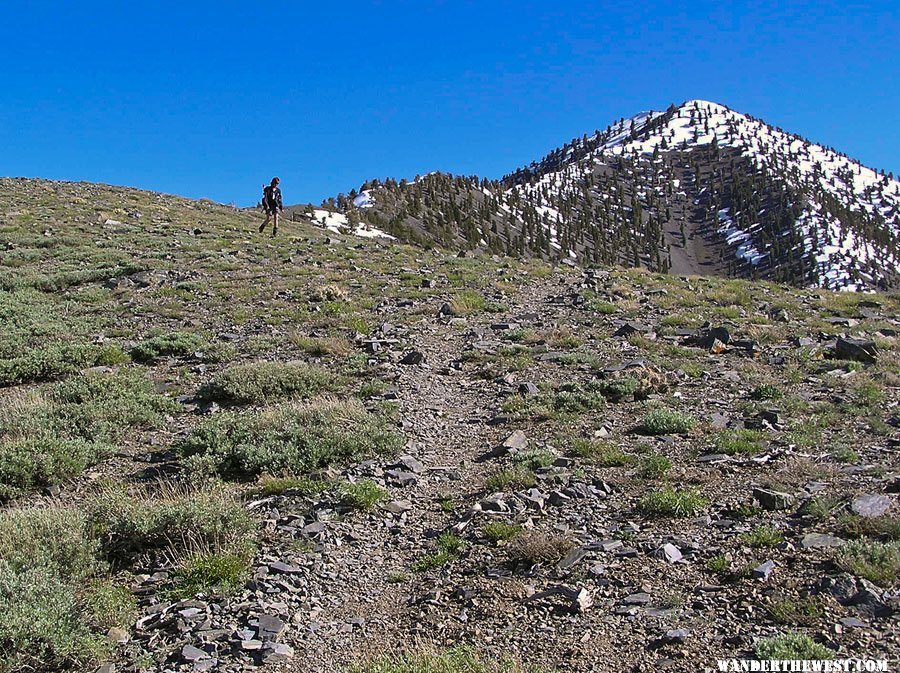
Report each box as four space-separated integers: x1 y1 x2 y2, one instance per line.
0 177 899 673
323 101 900 292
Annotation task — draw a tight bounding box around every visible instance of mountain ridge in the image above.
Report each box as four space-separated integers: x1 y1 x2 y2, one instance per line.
319 100 900 292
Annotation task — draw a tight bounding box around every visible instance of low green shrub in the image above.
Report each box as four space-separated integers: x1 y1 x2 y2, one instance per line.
484 466 536 492
87 484 254 563
49 368 178 441
754 632 832 659
639 487 708 517
482 522 522 544
641 409 696 435
0 507 99 580
638 452 672 478
201 361 344 404
511 448 556 470
81 580 136 631
570 439 634 466
340 480 387 510
130 331 204 362
169 550 250 599
714 429 766 456
836 540 899 586
750 384 783 401
0 436 111 502
179 398 403 479
253 475 331 497
0 563 109 673
740 526 784 548
0 343 126 387
766 597 825 626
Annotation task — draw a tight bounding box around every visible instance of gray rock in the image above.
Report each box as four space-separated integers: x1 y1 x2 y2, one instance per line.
573 587 594 613
851 494 892 518
753 560 775 580
385 469 418 486
752 487 795 511
622 592 651 605
400 350 425 365
801 533 844 549
834 337 877 363
518 382 540 396
262 642 295 663
520 488 546 509
655 543 683 564
269 561 303 575
557 546 588 571
255 613 286 641
181 645 208 662
663 629 690 643
396 454 425 473
840 617 867 628
502 430 528 451
614 321 654 337
302 521 326 535
384 500 413 514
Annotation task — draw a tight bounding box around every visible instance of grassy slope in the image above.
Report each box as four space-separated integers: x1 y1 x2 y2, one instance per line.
0 178 898 672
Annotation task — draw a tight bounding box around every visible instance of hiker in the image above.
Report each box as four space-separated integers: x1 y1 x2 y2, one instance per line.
259 177 283 237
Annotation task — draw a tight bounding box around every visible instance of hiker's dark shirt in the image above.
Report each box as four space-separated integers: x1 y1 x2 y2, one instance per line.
263 186 283 212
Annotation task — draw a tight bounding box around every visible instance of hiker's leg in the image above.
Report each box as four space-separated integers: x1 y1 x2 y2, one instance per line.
259 212 271 232
271 212 279 237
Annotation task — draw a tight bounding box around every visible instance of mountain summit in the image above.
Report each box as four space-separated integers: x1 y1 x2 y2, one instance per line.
323 100 900 291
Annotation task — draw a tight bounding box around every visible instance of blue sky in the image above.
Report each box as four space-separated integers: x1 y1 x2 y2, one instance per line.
1 1 897 205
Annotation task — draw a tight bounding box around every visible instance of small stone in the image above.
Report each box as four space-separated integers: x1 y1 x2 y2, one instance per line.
622 592 651 605
840 617 867 629
384 500 413 514
502 430 528 451
664 629 690 643
573 588 593 613
557 547 588 571
396 454 425 473
255 613 286 641
801 533 844 549
834 337 877 363
400 350 425 365
752 487 795 511
269 561 304 575
614 321 654 337
303 521 326 535
181 645 208 662
753 560 775 580
851 494 892 519
262 642 295 663
106 627 128 644
655 543 683 564
518 382 540 396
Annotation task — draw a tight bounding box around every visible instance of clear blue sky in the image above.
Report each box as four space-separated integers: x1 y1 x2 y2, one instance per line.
1 1 897 206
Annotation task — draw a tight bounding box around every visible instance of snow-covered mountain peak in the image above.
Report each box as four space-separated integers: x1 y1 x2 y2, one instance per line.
332 100 900 291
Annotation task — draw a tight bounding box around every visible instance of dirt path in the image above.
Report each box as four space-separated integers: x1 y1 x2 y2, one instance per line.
273 279 562 672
